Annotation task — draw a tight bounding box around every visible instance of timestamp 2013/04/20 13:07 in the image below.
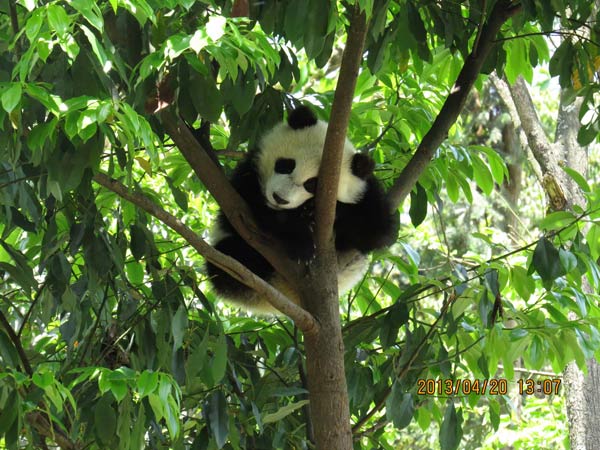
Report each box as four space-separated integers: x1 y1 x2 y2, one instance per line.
417 378 562 396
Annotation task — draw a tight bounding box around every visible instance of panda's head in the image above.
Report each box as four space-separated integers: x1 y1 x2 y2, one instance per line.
256 106 370 210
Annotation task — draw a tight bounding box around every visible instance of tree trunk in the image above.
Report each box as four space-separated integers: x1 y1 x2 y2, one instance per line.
302 249 353 449
584 360 600 448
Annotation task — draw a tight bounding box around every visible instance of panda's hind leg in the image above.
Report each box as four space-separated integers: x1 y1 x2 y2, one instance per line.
205 235 274 302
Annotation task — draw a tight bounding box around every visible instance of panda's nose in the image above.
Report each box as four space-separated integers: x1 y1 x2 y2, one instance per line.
273 193 289 205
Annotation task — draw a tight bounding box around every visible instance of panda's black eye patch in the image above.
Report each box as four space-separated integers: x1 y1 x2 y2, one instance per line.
274 158 295 174
303 177 318 194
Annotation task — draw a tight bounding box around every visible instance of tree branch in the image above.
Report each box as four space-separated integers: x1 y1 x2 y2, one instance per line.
92 172 318 334
507 75 576 210
386 0 522 209
507 76 554 170
159 110 298 283
314 6 368 251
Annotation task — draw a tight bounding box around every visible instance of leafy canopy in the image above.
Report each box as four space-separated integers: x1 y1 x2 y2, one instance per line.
0 0 600 449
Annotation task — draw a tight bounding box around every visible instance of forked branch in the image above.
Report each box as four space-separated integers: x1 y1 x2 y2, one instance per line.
160 111 298 283
92 173 318 334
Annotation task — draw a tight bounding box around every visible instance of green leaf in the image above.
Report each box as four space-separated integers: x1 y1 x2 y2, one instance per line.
129 224 147 261
505 38 533 84
409 182 427 227
303 0 329 58
1 83 22 113
148 393 164 421
440 402 463 450
70 0 104 31
476 146 507 185
95 394 117 445
532 237 565 283
109 378 128 402
380 301 409 348
47 4 71 39
25 8 45 42
528 335 544 369
549 40 574 87
207 390 229 449
559 248 577 273
171 305 188 351
538 211 576 231
138 370 159 397
471 154 494 195
80 24 110 72
511 266 535 301
0 391 18 436
0 330 20 368
407 3 426 42
262 400 310 424
563 166 591 194
27 118 58 152
386 383 413 430
445 170 459 202
211 334 227 384
166 177 189 212
478 289 493 328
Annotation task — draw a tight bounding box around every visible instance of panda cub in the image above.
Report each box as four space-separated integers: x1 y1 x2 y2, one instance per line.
206 106 398 312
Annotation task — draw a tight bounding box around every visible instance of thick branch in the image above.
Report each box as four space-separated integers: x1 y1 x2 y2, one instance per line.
314 7 368 251
159 110 297 282
507 76 555 171
508 75 577 210
92 173 318 334
386 0 522 209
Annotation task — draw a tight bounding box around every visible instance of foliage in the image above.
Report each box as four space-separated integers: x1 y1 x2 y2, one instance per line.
0 0 600 449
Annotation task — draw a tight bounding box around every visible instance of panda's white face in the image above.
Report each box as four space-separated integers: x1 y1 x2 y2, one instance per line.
257 118 368 210
264 157 318 209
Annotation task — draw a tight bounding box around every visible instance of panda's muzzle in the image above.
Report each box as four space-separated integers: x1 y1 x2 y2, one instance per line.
272 193 289 206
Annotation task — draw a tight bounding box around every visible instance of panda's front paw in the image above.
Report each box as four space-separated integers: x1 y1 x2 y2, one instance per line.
351 153 375 179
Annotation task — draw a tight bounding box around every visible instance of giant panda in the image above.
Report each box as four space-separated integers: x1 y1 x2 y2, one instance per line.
205 105 399 312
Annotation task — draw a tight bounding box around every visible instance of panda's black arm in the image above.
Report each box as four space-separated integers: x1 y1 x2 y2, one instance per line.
222 156 316 261
334 178 399 253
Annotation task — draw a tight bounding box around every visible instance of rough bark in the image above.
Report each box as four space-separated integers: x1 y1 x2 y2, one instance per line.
584 360 600 449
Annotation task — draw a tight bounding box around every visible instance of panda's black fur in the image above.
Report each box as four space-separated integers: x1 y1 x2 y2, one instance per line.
206 106 399 312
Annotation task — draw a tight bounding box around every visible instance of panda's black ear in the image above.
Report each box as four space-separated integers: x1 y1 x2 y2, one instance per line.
351 153 375 179
288 106 318 129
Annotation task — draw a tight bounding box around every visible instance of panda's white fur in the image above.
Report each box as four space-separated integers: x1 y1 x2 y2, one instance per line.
205 106 399 313
257 119 367 209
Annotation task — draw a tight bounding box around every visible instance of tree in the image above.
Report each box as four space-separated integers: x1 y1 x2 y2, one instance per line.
1 1 600 449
